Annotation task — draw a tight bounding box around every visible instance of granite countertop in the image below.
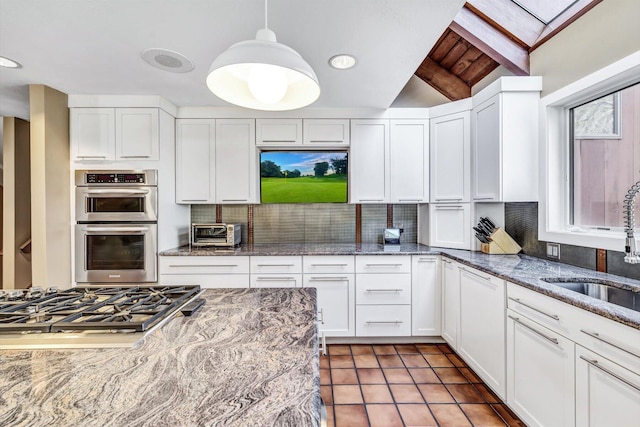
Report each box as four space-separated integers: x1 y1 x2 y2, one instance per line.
0 288 320 427
160 243 640 330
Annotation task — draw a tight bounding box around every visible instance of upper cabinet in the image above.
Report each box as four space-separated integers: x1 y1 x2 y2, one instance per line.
303 119 350 146
471 78 541 202
350 119 389 203
256 119 302 146
430 110 470 203
71 107 159 161
256 119 349 147
175 119 216 204
215 119 257 204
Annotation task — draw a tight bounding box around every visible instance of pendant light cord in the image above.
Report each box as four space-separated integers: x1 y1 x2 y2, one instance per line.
264 0 268 29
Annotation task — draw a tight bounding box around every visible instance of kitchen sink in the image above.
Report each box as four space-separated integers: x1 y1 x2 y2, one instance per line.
541 277 639 313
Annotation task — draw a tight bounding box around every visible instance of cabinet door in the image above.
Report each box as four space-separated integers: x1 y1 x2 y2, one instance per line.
430 111 470 203
256 119 302 146
303 119 350 146
304 274 355 337
115 108 159 160
175 119 216 203
441 259 460 349
71 108 115 160
507 310 575 427
411 256 440 336
389 120 429 203
215 119 257 203
472 95 501 201
350 119 389 203
576 346 640 427
458 266 506 399
428 204 471 250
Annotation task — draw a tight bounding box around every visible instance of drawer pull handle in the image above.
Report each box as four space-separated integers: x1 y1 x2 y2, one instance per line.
435 197 463 201
169 264 238 268
442 259 452 264
359 199 384 202
418 259 436 263
398 199 422 202
460 267 493 283
309 277 349 282
257 264 295 267
255 277 296 281
509 315 558 345
365 264 403 267
310 264 349 267
435 206 463 209
580 330 640 360
365 288 402 292
509 297 560 320
473 197 494 200
221 199 248 202
366 320 403 324
317 308 325 324
579 356 640 392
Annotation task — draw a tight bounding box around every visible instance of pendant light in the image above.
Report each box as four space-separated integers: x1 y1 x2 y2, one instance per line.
206 0 320 111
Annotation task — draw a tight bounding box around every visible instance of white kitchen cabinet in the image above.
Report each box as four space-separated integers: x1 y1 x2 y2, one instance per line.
441 258 460 349
471 88 539 202
158 256 250 288
458 265 506 399
350 119 389 203
356 305 412 337
411 256 440 336
215 119 257 204
356 274 412 305
175 119 216 203
428 204 471 250
575 345 640 427
256 119 302 146
430 110 470 203
71 107 159 161
303 119 350 146
506 309 575 427
250 256 302 287
389 120 429 203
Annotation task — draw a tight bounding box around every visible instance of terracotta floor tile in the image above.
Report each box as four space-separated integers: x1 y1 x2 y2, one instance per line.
372 344 397 355
383 368 414 384
334 404 369 427
330 355 355 369
321 368 331 385
424 354 455 368
417 384 455 403
475 383 501 404
461 404 507 426
366 404 404 427
331 368 358 385
446 384 485 403
400 354 429 368
434 367 469 384
361 384 394 403
321 385 333 405
446 353 467 368
429 404 472 427
491 404 528 427
389 384 425 403
416 343 444 354
377 355 405 368
329 345 352 355
320 354 330 369
395 344 420 354
438 344 453 354
409 368 440 384
354 354 380 369
357 368 386 384
459 367 483 383
397 404 438 427
350 344 375 355
333 385 364 404
326 405 335 427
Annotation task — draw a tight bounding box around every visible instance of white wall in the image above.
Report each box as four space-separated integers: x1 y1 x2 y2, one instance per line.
391 75 451 108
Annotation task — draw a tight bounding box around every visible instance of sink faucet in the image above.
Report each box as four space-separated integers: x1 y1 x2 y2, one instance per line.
623 176 640 264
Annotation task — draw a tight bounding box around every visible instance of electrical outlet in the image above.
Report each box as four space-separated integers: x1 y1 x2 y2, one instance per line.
547 243 560 259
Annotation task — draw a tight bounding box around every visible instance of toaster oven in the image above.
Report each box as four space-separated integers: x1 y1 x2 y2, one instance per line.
191 223 242 247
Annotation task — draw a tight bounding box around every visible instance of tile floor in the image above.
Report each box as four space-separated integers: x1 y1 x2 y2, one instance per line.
320 343 526 427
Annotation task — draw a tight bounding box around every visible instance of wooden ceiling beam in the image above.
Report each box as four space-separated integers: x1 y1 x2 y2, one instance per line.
450 7 530 76
415 57 471 101
466 0 544 47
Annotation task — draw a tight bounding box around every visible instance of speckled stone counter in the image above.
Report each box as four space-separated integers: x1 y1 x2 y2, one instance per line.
0 288 320 427
160 243 640 329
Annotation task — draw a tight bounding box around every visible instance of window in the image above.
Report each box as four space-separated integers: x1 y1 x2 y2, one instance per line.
570 83 640 230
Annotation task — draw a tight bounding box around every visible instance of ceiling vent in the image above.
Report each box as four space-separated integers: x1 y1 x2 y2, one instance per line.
141 48 194 73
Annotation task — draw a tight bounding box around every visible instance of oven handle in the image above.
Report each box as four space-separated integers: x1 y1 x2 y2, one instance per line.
84 189 150 195
84 226 150 233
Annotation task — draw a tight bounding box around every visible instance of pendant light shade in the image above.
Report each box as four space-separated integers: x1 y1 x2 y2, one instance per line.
206 8 320 111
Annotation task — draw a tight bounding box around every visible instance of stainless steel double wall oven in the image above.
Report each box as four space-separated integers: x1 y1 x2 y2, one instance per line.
75 170 158 283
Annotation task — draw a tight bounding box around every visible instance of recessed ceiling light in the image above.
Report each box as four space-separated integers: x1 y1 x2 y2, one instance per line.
0 56 22 68
329 54 356 70
141 48 194 73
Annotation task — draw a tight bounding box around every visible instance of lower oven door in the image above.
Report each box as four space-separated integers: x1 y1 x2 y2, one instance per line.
75 223 157 283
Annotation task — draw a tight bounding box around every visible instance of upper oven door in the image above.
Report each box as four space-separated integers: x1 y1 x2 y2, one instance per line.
76 186 157 222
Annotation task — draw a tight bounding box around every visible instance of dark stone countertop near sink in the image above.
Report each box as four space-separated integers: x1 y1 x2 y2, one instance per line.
160 243 640 330
0 288 320 427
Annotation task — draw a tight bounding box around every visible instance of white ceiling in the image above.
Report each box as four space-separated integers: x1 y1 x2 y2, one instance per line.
0 0 465 120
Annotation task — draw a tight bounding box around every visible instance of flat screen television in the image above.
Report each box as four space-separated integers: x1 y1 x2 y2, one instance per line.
260 151 348 203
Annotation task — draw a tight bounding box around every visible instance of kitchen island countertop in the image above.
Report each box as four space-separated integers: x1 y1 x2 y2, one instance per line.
0 288 320 427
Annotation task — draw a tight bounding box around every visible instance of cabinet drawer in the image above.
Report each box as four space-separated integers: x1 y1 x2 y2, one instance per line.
356 305 411 336
356 255 411 273
250 274 301 288
256 119 302 145
303 119 350 146
159 256 249 275
250 256 302 274
303 256 355 273
356 274 411 305
159 273 249 288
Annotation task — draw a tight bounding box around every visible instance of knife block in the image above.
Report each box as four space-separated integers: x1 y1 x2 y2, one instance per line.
480 228 522 255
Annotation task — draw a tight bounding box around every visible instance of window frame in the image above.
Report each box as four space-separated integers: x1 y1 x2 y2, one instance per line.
539 51 640 251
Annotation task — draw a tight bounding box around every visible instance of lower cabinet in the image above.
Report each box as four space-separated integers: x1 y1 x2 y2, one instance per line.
411 256 440 336
441 258 460 349
303 274 355 337
250 256 302 288
506 309 575 427
356 305 412 337
158 256 250 288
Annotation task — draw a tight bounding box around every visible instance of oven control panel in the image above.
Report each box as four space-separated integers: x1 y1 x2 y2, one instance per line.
86 173 146 184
